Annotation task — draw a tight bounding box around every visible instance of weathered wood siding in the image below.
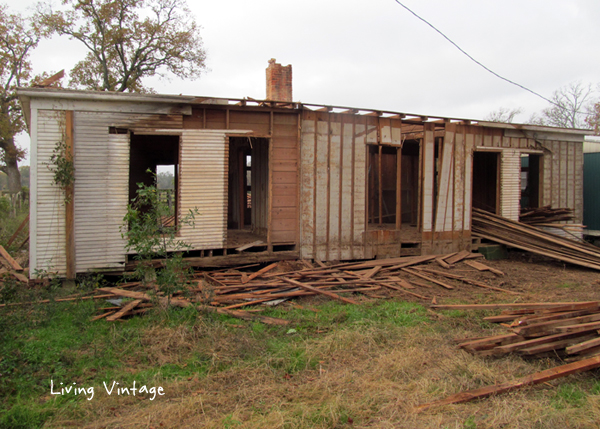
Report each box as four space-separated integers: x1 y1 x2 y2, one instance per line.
541 140 584 224
179 130 228 249
299 111 368 260
29 95 585 274
270 113 298 244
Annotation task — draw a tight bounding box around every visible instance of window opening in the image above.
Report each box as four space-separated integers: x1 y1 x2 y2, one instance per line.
157 164 176 228
520 154 541 209
368 145 400 227
128 133 180 230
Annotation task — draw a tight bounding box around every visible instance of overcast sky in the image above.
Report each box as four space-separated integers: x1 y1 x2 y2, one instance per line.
6 0 600 165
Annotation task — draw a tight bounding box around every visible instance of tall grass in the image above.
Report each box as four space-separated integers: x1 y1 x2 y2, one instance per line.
0 194 29 252
3 282 600 428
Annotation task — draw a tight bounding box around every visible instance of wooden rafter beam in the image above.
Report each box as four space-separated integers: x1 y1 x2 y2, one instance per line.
33 69 65 87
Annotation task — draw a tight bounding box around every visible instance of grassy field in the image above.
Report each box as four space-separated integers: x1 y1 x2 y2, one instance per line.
2 274 600 429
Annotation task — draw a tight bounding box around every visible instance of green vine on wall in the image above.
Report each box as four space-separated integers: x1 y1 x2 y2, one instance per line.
46 113 75 204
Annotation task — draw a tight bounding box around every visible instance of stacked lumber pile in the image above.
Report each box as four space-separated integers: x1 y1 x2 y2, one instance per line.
435 302 600 361
472 208 600 270
520 206 574 225
92 252 518 323
416 301 600 410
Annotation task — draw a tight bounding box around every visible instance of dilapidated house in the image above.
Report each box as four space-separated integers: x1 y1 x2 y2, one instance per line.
18 60 588 278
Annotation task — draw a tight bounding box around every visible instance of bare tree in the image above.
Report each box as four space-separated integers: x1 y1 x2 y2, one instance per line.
586 85 600 134
38 0 207 92
0 5 40 194
484 107 522 123
531 81 596 129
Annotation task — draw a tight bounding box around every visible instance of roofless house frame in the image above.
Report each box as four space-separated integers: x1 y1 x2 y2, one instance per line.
18 60 588 278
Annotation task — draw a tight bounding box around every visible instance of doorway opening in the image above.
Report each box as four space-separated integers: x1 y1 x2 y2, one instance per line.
227 137 269 246
472 151 499 214
367 141 420 243
401 141 420 226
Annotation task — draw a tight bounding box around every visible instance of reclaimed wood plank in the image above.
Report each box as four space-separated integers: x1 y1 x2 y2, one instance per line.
416 356 600 412
280 277 359 305
0 245 22 271
106 299 142 321
464 260 504 276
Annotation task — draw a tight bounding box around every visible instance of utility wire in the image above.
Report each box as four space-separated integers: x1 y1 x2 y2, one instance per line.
392 0 558 107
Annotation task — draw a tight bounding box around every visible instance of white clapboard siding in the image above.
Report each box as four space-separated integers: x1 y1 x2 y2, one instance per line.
35 110 67 276
500 149 521 221
178 130 228 249
73 111 130 272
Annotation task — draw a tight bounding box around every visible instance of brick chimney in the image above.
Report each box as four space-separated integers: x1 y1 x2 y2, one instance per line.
266 59 292 102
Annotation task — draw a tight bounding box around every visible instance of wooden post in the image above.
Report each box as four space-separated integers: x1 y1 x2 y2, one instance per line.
349 115 356 259
396 146 402 230
267 111 273 252
378 144 383 225
338 115 344 260
325 113 331 260
65 110 76 279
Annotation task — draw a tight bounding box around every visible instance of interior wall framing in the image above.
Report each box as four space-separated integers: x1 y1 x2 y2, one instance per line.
184 107 299 249
421 123 474 254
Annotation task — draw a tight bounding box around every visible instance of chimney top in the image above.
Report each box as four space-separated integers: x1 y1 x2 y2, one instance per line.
266 59 292 102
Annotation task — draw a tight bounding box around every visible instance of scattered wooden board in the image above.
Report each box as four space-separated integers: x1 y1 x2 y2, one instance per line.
105 299 143 321
444 250 471 265
0 245 22 271
464 260 505 276
235 240 264 252
416 356 600 412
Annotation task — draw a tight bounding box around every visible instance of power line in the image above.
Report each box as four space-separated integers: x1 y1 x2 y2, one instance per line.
392 0 557 106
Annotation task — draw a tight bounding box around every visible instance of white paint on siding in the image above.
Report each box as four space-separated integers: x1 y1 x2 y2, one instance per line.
35 110 67 276
500 149 521 221
178 130 228 249
583 140 600 154
73 111 130 272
